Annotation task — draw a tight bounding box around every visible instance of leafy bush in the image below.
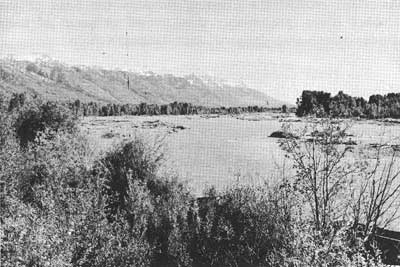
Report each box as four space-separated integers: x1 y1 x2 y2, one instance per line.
70 179 153 267
1 131 155 266
0 102 25 212
96 139 194 266
14 99 77 147
1 127 95 266
17 130 92 204
189 185 294 267
96 139 160 212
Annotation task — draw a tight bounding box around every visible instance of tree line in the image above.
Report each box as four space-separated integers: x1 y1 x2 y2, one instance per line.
68 100 276 116
296 90 400 119
6 93 278 117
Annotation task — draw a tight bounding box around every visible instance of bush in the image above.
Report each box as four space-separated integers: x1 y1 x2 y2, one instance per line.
17 130 92 204
14 99 77 147
96 139 161 212
1 195 71 267
278 121 358 231
276 122 397 266
1 127 96 266
0 103 25 212
1 130 156 266
96 139 194 266
189 185 293 267
70 180 153 267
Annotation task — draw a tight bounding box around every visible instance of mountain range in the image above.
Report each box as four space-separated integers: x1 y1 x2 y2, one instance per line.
0 58 285 108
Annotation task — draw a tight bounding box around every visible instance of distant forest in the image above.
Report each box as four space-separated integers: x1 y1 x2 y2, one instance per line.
5 91 400 119
296 90 400 119
6 93 277 117
67 101 275 116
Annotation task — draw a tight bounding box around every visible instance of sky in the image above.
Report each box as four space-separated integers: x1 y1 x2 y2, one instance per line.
1 0 400 103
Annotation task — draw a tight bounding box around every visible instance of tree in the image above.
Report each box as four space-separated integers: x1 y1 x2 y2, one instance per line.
279 121 358 231
296 91 331 117
282 104 288 113
73 99 81 116
279 121 400 263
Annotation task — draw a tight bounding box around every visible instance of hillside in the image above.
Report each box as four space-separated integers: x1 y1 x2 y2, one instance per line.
0 58 285 108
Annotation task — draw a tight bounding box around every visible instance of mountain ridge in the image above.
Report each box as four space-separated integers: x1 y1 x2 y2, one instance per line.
0 58 286 108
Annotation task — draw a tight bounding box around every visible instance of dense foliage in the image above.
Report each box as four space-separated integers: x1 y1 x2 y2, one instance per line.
68 100 274 117
189 186 294 266
5 92 277 118
296 90 400 118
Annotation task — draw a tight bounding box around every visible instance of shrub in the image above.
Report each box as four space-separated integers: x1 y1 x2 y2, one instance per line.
278 121 359 232
17 130 92 204
0 104 25 212
70 180 153 267
96 139 161 212
95 138 194 266
14 100 77 147
1 130 156 267
190 185 293 267
1 130 92 267
1 194 73 267
277 121 398 266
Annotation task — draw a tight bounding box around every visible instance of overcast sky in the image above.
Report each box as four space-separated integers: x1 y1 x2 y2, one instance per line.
1 0 400 103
